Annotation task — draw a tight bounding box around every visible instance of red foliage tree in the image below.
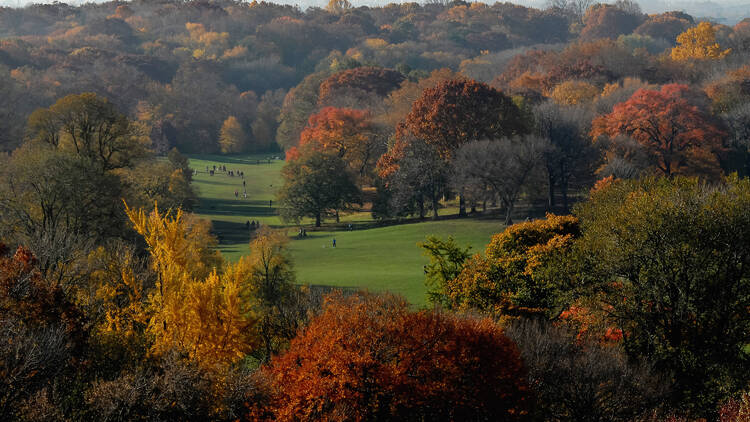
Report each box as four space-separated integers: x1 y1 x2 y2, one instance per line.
262 293 531 421
592 84 725 177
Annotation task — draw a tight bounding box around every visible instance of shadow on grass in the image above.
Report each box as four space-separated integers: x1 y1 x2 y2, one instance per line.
189 155 281 166
197 198 277 217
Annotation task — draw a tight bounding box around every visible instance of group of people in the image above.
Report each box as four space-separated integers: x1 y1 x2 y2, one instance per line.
206 165 244 179
245 220 260 230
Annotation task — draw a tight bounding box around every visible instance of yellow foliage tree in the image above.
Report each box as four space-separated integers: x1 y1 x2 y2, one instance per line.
218 116 246 154
671 21 731 61
124 203 256 368
549 80 600 105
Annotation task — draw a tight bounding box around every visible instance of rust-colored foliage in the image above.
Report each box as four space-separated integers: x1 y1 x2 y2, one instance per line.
262 293 531 421
445 214 580 320
317 66 404 105
592 84 725 177
0 244 85 348
397 79 526 159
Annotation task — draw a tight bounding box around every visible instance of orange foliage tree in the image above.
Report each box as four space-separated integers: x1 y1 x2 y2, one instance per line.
592 84 725 177
262 292 531 421
441 214 580 320
298 106 381 180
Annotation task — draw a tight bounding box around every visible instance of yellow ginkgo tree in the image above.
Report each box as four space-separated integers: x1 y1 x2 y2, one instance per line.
124 203 257 369
671 21 731 61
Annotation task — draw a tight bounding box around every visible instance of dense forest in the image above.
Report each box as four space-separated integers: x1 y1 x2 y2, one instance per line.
3 0 750 420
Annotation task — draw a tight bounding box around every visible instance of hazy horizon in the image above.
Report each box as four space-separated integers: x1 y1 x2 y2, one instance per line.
1 0 748 24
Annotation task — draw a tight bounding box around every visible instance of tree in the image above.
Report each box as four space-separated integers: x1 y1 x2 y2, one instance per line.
398 79 527 216
298 107 383 181
27 92 148 171
534 102 597 211
671 21 731 61
549 80 599 105
124 204 256 369
420 236 472 307
398 79 527 160
317 66 404 107
277 151 361 227
0 244 85 420
591 84 725 178
452 136 547 225
580 4 644 41
264 292 531 421
573 176 750 415
441 214 580 320
505 319 668 421
376 137 450 220
232 228 307 362
0 145 124 278
219 116 246 154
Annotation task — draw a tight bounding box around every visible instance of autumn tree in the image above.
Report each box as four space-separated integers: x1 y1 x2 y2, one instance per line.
264 292 531 421
591 84 725 178
399 79 527 160
671 21 732 61
299 107 384 181
219 116 247 154
27 92 149 171
124 204 256 369
0 244 86 420
398 79 527 215
573 176 750 415
233 228 308 362
317 66 404 108
277 151 361 227
436 214 580 320
580 4 644 41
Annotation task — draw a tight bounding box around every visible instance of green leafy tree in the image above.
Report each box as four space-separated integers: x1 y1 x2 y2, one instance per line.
573 176 750 416
420 236 472 306
277 151 361 227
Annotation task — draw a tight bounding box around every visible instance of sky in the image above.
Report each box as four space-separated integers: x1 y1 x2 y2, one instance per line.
0 0 748 24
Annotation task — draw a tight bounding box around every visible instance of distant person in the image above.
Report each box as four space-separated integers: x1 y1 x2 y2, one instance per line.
246 220 250 230
269 199 272 208
235 190 238 199
332 238 336 248
243 191 247 199
243 180 246 187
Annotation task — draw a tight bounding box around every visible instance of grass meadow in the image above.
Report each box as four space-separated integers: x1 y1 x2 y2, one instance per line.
188 154 505 305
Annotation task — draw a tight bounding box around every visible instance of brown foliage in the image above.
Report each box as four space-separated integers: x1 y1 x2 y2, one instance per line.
397 79 527 159
317 66 404 105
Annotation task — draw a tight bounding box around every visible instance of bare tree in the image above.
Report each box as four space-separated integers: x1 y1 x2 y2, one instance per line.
453 136 547 225
546 0 595 22
534 102 598 212
505 319 669 422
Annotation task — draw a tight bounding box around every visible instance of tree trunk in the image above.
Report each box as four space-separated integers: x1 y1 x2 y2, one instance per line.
561 180 569 213
335 210 340 223
459 194 467 217
504 202 514 226
432 196 439 220
548 171 556 211
418 196 425 220
315 213 321 227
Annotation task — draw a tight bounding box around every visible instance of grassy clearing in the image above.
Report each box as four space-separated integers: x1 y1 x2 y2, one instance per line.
188 154 505 305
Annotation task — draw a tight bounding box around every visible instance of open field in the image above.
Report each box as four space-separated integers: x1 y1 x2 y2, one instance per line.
188 154 505 305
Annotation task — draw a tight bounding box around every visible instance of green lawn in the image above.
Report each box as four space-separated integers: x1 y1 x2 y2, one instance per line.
188 154 505 305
